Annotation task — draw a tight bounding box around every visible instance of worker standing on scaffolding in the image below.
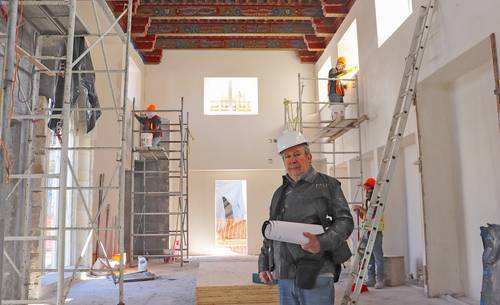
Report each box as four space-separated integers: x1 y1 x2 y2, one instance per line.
328 56 347 121
135 104 163 147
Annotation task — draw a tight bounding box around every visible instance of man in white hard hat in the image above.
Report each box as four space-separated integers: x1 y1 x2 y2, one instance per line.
258 130 354 305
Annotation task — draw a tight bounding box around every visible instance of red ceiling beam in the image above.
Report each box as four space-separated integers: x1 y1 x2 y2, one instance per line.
155 36 307 49
303 34 327 51
107 0 141 14
119 16 152 36
320 0 348 17
297 49 321 63
311 17 340 37
136 4 325 19
139 48 163 64
147 20 315 36
133 34 157 50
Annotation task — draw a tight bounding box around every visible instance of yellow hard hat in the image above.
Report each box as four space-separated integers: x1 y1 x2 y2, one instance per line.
147 104 157 111
337 56 347 65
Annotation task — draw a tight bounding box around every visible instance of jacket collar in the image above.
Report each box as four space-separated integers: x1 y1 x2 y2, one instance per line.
282 166 317 186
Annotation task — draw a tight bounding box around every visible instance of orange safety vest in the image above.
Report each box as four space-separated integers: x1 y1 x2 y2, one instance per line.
328 68 345 97
143 115 162 138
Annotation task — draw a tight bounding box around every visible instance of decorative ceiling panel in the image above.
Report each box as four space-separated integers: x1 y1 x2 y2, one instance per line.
106 0 355 63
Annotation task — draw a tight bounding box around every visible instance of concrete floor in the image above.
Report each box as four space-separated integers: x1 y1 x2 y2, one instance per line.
52 256 473 305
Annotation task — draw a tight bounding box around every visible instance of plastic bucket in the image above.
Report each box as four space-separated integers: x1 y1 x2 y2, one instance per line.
138 256 148 272
141 133 153 147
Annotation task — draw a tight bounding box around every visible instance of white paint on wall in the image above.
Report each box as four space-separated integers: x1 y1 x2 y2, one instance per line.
316 0 500 299
448 60 500 299
337 19 359 72
403 143 425 279
144 50 314 170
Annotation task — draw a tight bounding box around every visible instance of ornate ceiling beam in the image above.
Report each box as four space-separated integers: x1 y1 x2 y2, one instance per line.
311 17 340 37
148 20 315 36
321 4 347 17
139 48 163 64
107 0 140 14
303 34 327 51
133 34 157 50
121 16 151 36
297 49 321 63
136 4 331 19
155 36 307 49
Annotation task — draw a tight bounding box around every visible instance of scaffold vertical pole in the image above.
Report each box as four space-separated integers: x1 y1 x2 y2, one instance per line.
0 0 20 300
117 0 134 303
56 0 77 304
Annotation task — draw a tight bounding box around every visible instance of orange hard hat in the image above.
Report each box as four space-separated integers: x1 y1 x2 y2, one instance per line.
362 177 376 189
147 104 157 111
337 56 347 65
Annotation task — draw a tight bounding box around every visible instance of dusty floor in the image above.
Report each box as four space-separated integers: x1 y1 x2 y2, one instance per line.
53 256 476 305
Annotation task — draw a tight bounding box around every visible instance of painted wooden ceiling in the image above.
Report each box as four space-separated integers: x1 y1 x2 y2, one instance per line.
107 0 355 64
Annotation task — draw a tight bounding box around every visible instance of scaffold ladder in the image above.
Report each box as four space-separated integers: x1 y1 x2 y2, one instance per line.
340 1 435 304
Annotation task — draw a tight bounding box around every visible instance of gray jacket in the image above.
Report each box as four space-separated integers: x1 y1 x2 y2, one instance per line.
258 167 354 279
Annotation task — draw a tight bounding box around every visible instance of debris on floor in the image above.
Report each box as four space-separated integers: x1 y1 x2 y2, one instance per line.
123 271 158 283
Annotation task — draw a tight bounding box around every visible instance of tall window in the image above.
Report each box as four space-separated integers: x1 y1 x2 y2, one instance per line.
317 57 331 104
204 77 258 115
214 180 248 255
375 0 413 47
44 130 75 269
337 19 359 75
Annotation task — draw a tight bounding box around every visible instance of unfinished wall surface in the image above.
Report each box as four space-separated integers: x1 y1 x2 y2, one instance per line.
449 61 500 299
403 143 425 281
314 0 500 300
418 37 500 298
143 50 314 255
74 2 146 258
144 50 315 171
0 18 41 300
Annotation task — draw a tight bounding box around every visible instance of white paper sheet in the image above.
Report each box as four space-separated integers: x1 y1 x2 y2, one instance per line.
262 220 325 245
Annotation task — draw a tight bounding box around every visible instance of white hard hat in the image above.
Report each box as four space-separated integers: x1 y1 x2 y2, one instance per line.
277 130 308 154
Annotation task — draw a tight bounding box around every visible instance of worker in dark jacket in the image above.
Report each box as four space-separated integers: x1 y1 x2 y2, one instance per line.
258 130 354 305
135 104 162 147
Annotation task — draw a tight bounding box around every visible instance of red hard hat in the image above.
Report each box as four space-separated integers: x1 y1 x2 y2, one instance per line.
362 177 376 189
147 104 157 111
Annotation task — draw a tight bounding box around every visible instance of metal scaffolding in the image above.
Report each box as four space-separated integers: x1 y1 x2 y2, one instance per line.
129 99 189 267
284 73 368 238
0 0 134 304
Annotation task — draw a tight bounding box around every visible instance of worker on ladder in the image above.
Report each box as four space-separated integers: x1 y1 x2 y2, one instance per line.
353 177 385 289
134 104 163 147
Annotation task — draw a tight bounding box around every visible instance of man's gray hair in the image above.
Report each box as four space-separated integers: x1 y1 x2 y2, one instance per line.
280 143 311 158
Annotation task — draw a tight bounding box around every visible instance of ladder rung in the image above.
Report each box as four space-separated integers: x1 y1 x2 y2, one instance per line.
393 111 409 119
389 133 402 141
399 88 415 99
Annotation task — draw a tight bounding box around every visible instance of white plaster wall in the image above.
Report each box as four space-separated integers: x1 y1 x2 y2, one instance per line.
403 143 425 279
144 50 314 170
417 36 500 299
448 61 500 299
315 0 500 299
417 82 463 297
376 145 408 262
73 3 146 256
143 50 315 255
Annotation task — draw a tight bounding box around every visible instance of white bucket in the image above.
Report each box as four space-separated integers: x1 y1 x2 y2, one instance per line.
141 133 153 147
138 256 148 272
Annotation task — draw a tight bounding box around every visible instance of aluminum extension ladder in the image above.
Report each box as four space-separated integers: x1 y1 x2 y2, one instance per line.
340 1 436 304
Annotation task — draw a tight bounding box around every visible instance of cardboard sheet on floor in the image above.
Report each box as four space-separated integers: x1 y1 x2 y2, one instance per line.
123 271 157 283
